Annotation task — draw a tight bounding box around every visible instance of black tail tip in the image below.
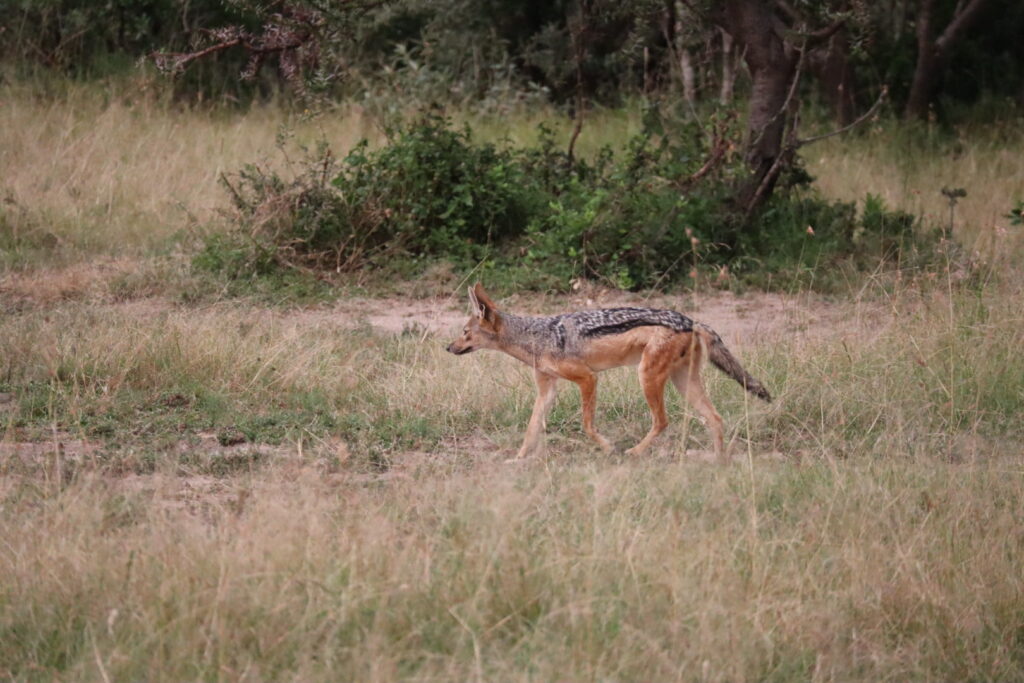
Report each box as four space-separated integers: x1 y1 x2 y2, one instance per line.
747 382 772 403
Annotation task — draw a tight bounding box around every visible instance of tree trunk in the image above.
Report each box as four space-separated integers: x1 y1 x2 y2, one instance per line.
719 28 736 105
719 0 798 211
817 28 855 126
680 47 697 104
670 1 698 104
904 0 937 119
905 0 995 119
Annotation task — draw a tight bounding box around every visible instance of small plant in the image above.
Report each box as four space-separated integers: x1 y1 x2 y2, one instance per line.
1006 200 1024 226
941 186 968 235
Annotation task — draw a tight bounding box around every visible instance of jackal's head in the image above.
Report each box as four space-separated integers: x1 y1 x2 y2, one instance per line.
446 283 502 355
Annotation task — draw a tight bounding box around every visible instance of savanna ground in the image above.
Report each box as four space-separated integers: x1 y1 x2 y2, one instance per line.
2 81 1024 681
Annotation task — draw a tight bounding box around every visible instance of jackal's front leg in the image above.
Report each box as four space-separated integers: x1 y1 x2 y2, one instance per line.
515 370 558 459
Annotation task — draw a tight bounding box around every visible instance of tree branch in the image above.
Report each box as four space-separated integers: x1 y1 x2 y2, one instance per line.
773 0 804 24
792 18 845 44
796 86 887 147
152 32 244 74
936 0 993 53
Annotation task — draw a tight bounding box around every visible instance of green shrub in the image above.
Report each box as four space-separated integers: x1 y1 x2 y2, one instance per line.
198 113 945 293
332 115 539 260
197 116 541 281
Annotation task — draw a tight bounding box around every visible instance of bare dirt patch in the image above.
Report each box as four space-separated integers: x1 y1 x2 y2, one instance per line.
1 287 892 497
320 287 889 349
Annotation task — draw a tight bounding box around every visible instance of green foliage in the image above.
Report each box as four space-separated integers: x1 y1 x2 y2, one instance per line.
197 115 539 282
332 116 538 260
1007 201 1024 226
200 114 941 293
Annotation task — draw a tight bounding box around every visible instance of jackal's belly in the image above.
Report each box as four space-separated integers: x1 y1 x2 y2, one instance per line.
579 327 683 371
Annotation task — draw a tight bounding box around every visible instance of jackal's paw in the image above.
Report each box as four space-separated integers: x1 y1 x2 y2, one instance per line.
511 446 545 462
504 454 540 465
624 443 650 456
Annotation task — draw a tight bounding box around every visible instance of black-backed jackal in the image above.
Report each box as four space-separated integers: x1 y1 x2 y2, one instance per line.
446 283 771 461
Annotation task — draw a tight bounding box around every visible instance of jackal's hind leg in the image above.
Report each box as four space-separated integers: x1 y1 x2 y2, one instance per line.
572 371 614 453
515 370 558 459
625 352 672 456
671 362 725 460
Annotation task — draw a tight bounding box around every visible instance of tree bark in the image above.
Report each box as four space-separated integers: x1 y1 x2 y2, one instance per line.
719 28 737 104
718 0 798 211
817 28 855 126
904 0 995 119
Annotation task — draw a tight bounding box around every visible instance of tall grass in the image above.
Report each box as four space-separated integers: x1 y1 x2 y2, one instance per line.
4 82 1022 273
807 120 1024 266
3 453 1023 681
0 81 377 264
3 80 1024 681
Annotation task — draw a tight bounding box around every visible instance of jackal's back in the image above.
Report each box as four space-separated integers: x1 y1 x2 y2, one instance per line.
500 307 695 358
567 307 695 338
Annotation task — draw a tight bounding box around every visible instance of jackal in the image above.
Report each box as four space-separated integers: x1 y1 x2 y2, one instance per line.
446 283 771 460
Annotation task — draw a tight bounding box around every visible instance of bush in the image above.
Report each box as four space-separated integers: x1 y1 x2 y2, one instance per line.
332 116 539 261
198 116 540 281
198 114 943 293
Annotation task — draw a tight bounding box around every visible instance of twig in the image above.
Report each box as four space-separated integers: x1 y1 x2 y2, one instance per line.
151 35 243 74
744 86 887 216
675 112 736 190
566 0 589 163
796 86 887 147
786 18 845 43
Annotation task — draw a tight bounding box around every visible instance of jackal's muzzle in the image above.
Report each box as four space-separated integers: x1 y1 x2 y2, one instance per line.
446 342 472 355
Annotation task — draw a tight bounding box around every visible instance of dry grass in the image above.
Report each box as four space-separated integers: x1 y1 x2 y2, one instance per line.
2 284 1022 681
3 82 1024 681
4 80 1022 269
0 81 379 260
3 454 1024 681
807 123 1024 266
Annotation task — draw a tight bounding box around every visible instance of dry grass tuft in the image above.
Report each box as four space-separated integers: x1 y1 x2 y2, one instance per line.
3 82 1024 681
2 456 1023 681
808 125 1024 266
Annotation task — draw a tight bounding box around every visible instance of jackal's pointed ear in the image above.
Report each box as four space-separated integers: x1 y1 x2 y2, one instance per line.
469 282 500 324
468 284 483 317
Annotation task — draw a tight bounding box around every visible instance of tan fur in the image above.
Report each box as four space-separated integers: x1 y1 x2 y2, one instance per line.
448 283 744 461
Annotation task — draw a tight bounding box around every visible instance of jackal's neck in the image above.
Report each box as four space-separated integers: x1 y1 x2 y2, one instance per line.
494 312 562 363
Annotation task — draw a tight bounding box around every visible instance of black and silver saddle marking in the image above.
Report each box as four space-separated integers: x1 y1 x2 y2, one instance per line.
572 307 695 338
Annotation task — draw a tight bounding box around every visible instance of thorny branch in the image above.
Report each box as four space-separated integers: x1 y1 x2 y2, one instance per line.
150 3 383 94
675 112 737 191
796 86 887 146
566 0 591 164
744 86 887 215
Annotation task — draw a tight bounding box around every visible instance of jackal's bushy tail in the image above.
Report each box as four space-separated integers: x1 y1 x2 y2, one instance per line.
697 325 772 402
